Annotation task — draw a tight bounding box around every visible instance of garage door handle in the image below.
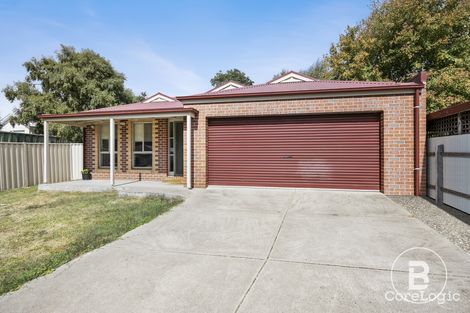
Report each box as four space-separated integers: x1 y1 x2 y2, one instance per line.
282 155 293 159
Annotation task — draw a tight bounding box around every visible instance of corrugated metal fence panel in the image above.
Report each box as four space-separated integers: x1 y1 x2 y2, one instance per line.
427 134 470 213
70 144 83 180
208 114 380 190
0 143 83 191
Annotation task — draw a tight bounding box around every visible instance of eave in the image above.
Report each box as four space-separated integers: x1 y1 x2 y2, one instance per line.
177 84 425 102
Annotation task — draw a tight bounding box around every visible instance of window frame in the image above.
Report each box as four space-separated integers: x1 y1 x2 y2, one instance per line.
99 124 118 169
132 122 153 169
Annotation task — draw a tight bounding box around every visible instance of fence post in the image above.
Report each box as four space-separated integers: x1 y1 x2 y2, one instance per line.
436 144 444 206
43 120 49 183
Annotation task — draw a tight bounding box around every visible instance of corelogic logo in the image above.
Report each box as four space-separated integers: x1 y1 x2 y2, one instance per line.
385 247 460 304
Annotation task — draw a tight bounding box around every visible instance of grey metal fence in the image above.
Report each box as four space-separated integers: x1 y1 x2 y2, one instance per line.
0 143 83 191
427 134 470 214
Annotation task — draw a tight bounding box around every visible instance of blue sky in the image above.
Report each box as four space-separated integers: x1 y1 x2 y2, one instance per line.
0 0 371 117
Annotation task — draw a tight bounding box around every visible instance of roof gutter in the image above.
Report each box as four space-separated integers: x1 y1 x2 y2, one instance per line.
177 84 424 101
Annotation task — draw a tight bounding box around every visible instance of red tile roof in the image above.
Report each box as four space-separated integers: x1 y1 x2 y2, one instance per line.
82 100 183 113
40 72 427 120
40 100 196 119
178 79 423 101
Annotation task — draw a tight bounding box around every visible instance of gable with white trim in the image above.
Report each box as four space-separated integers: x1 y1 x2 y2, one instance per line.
270 72 314 84
210 81 245 92
143 92 175 103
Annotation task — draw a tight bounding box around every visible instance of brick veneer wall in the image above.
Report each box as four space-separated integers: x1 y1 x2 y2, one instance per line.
119 120 128 172
185 92 427 195
155 119 168 173
84 119 184 183
82 91 426 195
83 125 95 170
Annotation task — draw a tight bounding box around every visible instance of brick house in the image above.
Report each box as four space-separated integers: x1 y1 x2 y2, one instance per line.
40 71 427 195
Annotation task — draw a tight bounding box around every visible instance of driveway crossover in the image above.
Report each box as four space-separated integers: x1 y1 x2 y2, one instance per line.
1 188 469 312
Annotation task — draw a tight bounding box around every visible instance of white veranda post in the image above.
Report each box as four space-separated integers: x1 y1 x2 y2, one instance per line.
43 120 49 183
186 114 192 189
109 118 115 186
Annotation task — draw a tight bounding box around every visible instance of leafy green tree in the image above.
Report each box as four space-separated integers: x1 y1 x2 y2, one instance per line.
325 0 470 111
210 69 254 87
3 45 144 141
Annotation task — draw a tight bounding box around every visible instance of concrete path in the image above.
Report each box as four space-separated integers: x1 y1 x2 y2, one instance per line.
1 188 469 312
38 180 192 198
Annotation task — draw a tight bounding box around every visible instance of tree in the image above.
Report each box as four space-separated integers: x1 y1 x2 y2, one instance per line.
301 58 332 80
324 0 470 111
271 69 292 80
210 69 254 87
3 45 144 141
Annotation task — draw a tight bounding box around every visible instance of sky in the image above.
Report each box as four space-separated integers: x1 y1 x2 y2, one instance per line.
0 0 371 118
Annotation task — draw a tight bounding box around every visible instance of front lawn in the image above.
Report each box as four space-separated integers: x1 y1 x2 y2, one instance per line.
0 187 182 295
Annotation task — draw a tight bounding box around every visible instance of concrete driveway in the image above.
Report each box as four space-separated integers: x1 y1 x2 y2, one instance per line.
1 188 469 312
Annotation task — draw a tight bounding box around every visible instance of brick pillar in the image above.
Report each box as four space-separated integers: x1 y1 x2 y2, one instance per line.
83 125 95 171
120 120 128 172
155 119 168 173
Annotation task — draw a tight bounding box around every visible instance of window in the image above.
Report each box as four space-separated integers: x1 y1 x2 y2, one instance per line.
99 124 118 168
133 122 152 168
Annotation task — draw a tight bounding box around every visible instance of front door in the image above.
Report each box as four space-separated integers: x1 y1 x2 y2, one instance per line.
169 121 184 176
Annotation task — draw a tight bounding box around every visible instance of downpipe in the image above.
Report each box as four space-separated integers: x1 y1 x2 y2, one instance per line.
414 89 421 196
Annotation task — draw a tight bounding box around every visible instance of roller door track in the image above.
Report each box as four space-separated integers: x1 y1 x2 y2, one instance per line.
207 114 381 190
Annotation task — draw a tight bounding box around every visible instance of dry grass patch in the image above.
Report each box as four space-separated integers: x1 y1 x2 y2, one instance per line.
0 187 182 295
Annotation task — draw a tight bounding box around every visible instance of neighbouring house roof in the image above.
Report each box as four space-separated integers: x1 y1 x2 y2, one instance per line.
177 71 424 101
427 101 470 137
427 101 470 121
0 114 10 127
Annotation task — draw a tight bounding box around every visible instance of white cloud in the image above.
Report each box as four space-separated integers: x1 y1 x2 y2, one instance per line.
122 43 207 96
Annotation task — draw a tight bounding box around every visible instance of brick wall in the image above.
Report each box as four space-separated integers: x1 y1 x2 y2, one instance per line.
84 119 184 183
119 120 128 172
82 92 426 195
186 92 427 195
83 125 95 170
155 119 168 173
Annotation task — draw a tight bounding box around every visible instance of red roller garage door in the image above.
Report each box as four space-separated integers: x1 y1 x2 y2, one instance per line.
207 114 380 190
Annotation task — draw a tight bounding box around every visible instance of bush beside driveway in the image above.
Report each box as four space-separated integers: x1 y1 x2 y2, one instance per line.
0 186 181 295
